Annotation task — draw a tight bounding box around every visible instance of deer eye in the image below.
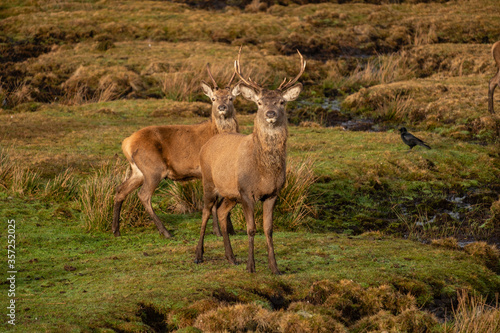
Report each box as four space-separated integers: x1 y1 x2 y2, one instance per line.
258 101 262 106
212 98 216 101
228 97 233 101
280 100 285 105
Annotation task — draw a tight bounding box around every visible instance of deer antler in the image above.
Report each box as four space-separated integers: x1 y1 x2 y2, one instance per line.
234 46 262 91
277 50 306 91
206 63 219 90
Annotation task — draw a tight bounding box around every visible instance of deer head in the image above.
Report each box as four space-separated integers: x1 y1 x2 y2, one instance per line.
201 64 240 122
234 48 305 130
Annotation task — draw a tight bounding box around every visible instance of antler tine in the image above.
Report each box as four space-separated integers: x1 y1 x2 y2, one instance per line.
206 63 219 90
226 70 237 89
234 46 262 91
278 49 306 91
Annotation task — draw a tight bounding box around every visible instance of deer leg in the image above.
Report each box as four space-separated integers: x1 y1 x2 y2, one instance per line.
138 173 171 238
112 164 144 237
263 196 281 275
211 200 222 237
488 71 499 114
227 211 236 235
217 198 238 265
195 190 217 263
212 198 236 236
241 194 256 273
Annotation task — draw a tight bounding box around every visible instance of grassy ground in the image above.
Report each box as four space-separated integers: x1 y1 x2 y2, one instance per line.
1 0 500 331
1 197 499 332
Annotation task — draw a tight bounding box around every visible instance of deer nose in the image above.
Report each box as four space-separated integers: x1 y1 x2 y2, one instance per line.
218 105 227 112
266 111 277 119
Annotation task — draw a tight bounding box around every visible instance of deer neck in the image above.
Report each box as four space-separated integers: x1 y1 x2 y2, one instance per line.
211 114 238 134
253 117 287 174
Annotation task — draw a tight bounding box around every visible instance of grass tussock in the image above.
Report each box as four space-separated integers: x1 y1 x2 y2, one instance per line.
79 161 149 231
444 290 500 333
431 237 461 250
306 280 419 323
463 241 500 273
194 302 345 333
11 166 41 196
62 65 146 105
332 51 415 91
0 147 14 189
43 168 79 202
485 197 500 228
162 180 204 214
189 279 439 332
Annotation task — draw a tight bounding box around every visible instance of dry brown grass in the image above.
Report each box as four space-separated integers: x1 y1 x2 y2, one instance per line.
431 237 461 250
61 64 147 104
10 166 40 196
191 279 440 333
43 168 78 201
0 147 14 189
463 241 500 272
162 180 204 214
194 302 346 333
444 290 500 333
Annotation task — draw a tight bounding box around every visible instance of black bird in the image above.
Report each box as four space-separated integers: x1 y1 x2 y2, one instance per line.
399 127 431 150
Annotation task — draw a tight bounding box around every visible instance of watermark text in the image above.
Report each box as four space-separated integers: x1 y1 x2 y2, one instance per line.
7 219 16 326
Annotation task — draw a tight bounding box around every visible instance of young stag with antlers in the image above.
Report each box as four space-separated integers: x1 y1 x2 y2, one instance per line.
488 41 500 114
195 49 306 274
113 65 240 238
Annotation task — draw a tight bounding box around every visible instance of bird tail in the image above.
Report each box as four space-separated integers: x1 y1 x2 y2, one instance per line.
419 142 431 149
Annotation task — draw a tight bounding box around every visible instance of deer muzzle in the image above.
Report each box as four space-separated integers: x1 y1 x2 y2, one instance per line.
218 104 228 116
265 110 277 123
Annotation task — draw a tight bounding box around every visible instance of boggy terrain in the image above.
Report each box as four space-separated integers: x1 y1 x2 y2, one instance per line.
1 0 499 332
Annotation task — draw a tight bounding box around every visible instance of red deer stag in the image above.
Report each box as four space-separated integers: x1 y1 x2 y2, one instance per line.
488 41 500 114
195 48 306 274
113 65 240 238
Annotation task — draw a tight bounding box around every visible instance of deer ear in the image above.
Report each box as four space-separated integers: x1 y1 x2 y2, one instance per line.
239 84 258 102
282 83 303 102
231 83 241 97
201 81 213 98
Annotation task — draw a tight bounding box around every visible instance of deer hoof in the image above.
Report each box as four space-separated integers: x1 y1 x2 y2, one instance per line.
113 231 121 237
160 230 172 238
194 258 203 264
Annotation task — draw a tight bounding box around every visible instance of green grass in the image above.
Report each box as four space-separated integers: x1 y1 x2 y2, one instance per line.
1 196 499 332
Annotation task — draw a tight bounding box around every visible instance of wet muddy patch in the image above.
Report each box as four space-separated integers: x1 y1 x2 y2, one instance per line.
397 186 500 245
293 98 387 131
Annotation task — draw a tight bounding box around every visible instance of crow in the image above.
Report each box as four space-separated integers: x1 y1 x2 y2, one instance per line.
399 127 431 150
